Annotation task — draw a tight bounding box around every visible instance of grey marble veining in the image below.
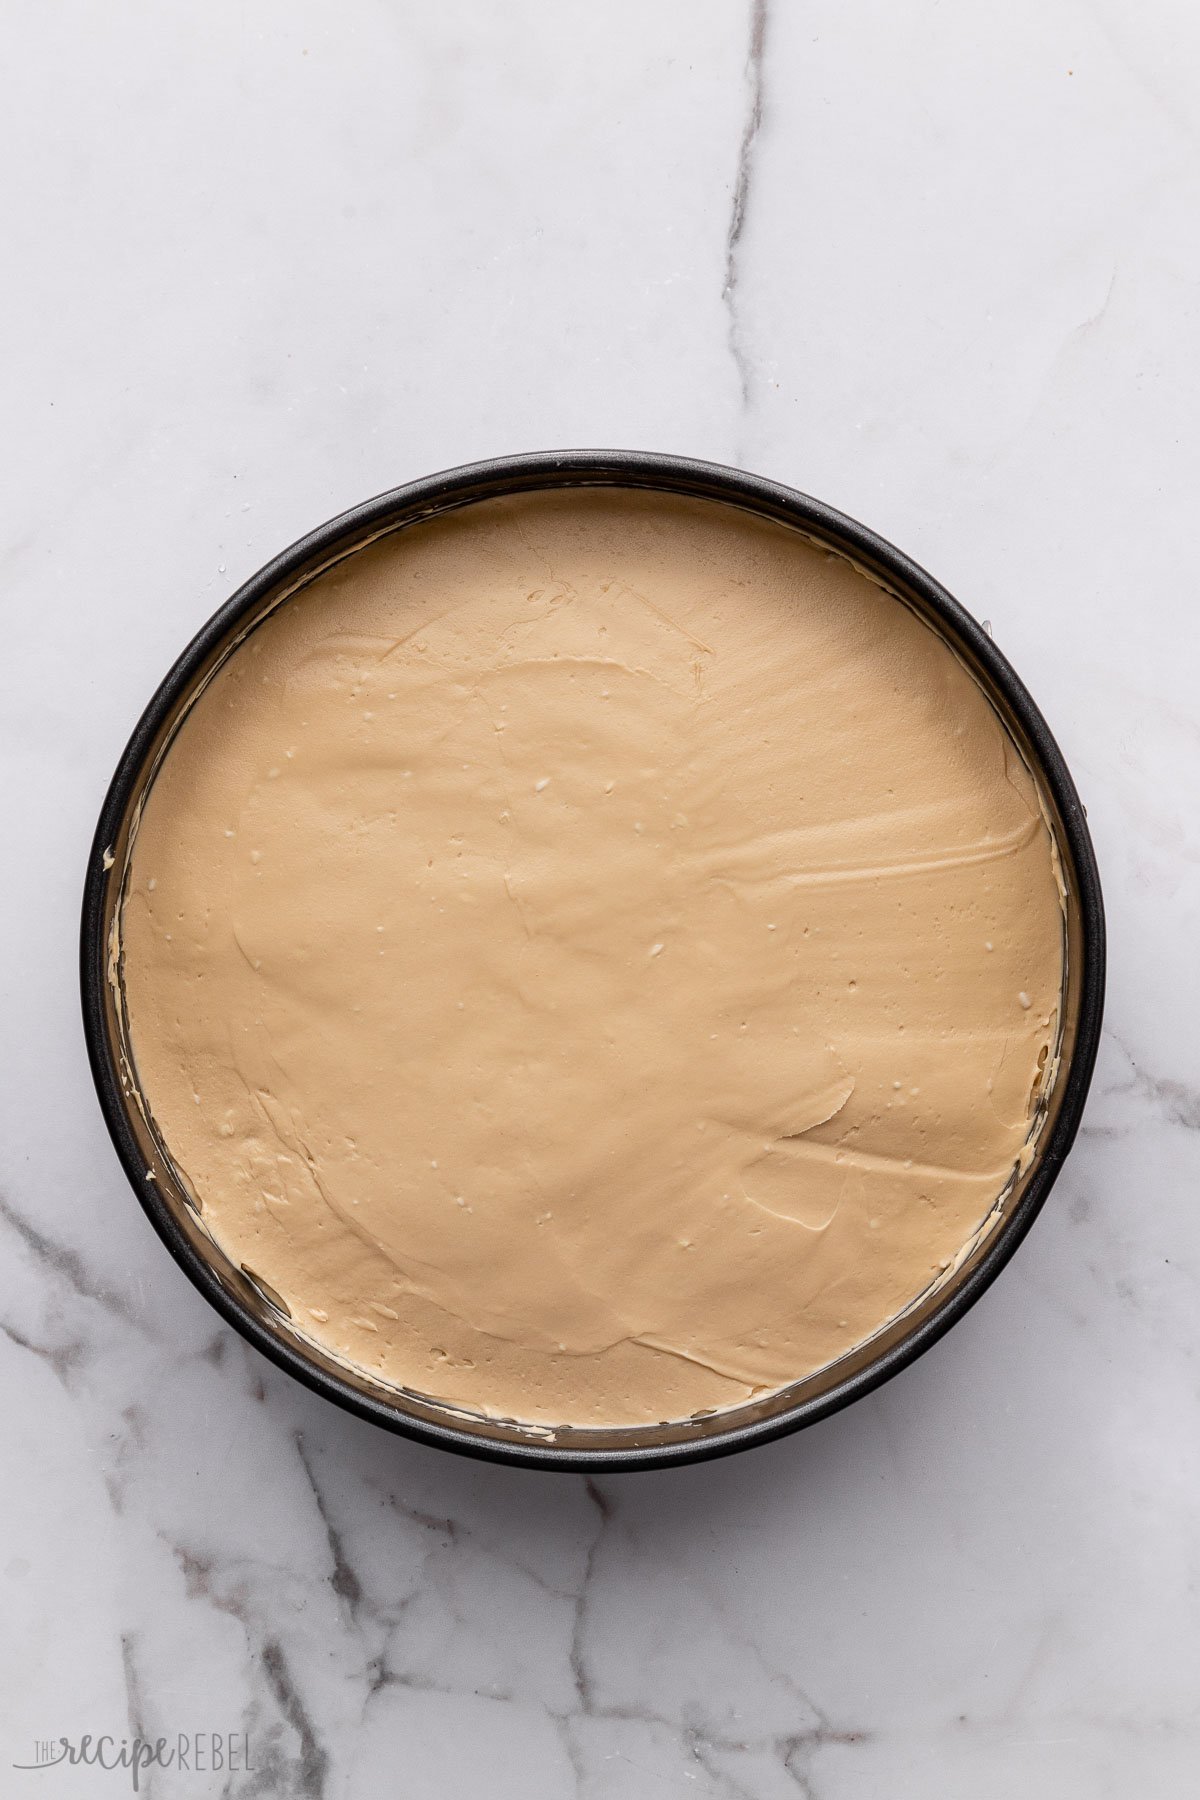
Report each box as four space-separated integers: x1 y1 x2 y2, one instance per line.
2 1 1198 1795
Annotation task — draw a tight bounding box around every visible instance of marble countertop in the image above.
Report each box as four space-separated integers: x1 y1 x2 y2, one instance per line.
3 2 1198 1794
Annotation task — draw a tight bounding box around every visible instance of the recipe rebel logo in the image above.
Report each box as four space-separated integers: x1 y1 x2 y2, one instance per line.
13 1733 256 1790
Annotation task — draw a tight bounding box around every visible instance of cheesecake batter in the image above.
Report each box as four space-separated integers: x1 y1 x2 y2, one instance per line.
119 488 1065 1427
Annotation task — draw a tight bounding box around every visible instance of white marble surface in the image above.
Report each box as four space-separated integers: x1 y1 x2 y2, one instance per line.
2 1 1198 1794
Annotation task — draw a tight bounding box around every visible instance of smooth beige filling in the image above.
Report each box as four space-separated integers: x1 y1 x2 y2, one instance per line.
120 488 1064 1428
